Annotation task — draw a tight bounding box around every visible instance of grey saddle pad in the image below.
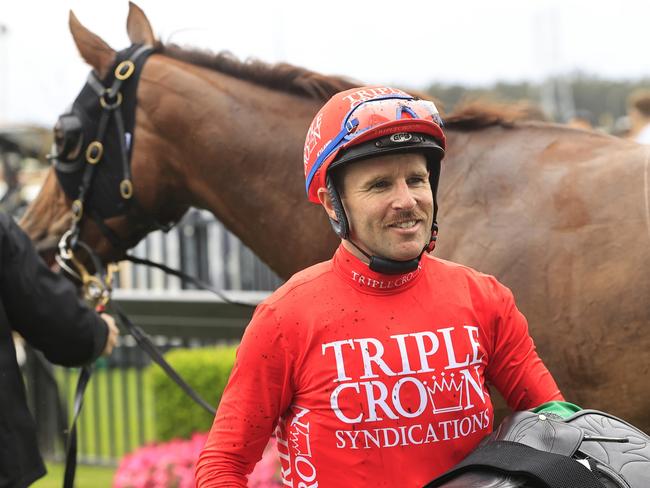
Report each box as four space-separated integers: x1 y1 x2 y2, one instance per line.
424 409 650 488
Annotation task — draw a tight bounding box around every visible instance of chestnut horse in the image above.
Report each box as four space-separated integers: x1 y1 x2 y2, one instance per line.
21 4 650 432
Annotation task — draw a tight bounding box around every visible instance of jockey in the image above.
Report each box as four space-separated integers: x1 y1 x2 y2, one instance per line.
196 86 563 487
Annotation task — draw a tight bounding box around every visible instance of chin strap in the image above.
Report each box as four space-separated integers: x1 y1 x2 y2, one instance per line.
425 222 438 253
347 223 438 275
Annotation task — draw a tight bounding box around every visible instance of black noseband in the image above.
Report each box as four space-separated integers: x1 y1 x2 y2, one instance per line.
50 44 172 252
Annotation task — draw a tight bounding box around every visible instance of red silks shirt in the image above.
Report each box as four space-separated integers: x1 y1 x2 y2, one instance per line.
195 245 563 487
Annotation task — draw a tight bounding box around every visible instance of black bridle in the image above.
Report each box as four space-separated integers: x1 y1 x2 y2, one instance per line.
51 43 173 298
47 44 255 488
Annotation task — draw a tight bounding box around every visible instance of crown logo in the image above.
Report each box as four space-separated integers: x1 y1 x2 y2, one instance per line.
289 406 312 458
289 426 312 458
426 372 464 414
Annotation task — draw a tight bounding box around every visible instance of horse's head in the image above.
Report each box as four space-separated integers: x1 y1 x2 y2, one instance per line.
20 2 188 265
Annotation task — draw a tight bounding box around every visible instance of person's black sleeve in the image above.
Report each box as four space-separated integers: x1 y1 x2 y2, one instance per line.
0 214 108 366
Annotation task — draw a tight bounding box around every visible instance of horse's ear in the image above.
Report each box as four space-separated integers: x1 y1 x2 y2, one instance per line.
69 10 116 79
127 2 155 46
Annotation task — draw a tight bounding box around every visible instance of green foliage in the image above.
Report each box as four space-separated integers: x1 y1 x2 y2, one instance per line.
148 345 238 441
426 81 539 112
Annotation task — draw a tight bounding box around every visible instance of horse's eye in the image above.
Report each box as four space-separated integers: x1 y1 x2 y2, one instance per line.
54 114 83 161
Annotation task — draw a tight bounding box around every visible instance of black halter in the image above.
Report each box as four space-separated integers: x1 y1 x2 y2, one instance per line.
47 44 227 488
50 43 172 255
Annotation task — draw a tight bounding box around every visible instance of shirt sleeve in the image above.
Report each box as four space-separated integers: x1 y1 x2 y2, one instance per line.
0 215 108 366
483 277 564 410
195 303 294 487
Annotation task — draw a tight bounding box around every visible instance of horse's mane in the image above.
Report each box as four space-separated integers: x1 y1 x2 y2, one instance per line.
444 100 548 130
156 42 543 129
156 42 359 101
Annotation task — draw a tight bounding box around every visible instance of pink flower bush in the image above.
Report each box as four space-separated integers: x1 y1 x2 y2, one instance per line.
247 437 282 488
113 433 281 488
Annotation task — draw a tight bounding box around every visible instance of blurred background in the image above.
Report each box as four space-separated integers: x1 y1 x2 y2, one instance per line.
4 0 650 123
3 1 650 486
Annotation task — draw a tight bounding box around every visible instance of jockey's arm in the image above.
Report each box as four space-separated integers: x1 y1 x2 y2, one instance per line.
196 304 293 487
484 277 564 410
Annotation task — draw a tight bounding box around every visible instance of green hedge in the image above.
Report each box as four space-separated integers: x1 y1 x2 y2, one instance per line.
148 345 238 441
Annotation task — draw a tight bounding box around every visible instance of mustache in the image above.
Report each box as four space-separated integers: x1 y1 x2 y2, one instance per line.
385 211 428 225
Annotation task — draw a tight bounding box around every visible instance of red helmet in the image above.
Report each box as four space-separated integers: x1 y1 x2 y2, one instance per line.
303 86 446 203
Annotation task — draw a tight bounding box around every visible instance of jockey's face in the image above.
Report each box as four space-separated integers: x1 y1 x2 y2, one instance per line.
335 152 433 263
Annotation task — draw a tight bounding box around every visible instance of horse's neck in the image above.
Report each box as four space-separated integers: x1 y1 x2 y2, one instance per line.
139 56 338 277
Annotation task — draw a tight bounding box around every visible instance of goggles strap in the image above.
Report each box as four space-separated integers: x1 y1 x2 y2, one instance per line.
305 120 358 194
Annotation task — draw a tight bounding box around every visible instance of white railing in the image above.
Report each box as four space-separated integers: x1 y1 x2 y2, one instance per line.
115 208 283 292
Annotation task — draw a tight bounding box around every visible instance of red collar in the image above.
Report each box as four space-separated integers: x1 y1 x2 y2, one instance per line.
332 244 425 295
